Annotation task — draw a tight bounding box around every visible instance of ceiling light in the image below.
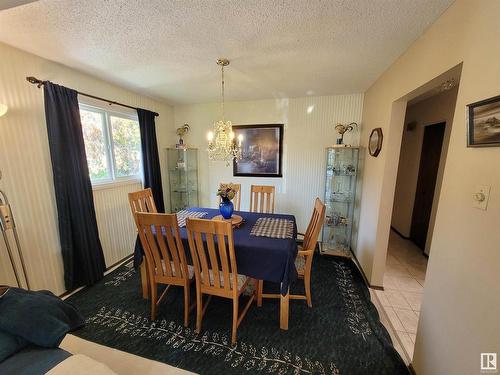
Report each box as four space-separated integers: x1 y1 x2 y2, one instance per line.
436 78 456 93
207 59 242 165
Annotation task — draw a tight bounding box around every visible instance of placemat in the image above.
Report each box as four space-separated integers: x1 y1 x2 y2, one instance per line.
177 210 208 227
250 217 294 239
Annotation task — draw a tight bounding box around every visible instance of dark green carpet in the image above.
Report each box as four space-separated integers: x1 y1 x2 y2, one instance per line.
66 255 409 375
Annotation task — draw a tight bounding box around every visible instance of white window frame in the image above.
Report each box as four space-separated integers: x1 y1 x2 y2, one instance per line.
79 103 143 188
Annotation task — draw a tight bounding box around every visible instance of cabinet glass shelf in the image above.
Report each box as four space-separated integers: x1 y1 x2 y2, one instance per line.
166 148 199 212
327 171 357 177
321 146 359 257
325 223 351 228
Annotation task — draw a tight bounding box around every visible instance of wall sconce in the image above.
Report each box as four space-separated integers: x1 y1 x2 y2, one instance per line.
0 104 8 117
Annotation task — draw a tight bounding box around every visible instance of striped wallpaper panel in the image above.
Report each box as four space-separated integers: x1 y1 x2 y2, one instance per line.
0 42 173 294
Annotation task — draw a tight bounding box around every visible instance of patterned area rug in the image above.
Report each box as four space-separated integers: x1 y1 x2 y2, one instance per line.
66 255 409 375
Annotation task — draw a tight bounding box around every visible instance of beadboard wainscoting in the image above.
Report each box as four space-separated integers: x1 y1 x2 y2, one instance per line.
0 42 174 295
92 181 142 267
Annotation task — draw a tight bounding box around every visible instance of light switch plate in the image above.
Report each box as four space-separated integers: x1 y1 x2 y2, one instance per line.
472 185 491 210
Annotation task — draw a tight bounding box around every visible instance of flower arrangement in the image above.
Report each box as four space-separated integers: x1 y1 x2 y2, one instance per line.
216 183 237 202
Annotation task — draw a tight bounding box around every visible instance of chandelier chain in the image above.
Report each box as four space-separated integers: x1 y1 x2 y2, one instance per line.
221 64 225 122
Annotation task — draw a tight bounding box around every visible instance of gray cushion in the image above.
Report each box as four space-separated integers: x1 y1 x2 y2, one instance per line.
295 255 306 271
160 260 194 278
202 270 248 290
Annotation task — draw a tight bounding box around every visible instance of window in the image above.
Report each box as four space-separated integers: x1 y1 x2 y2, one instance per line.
79 104 142 184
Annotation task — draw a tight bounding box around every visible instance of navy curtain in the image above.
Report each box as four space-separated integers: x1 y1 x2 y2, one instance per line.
43 82 106 290
137 108 164 212
134 108 164 267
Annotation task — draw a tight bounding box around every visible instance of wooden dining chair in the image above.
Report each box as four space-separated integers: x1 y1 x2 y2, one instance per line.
249 185 275 213
186 218 255 345
218 183 241 211
294 198 326 307
136 212 194 325
128 188 158 219
128 188 157 298
257 198 325 308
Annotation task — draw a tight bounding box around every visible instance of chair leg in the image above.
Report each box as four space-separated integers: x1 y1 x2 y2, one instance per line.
231 297 238 345
257 280 263 307
140 262 150 299
196 289 202 334
183 283 190 327
151 283 157 320
304 271 312 308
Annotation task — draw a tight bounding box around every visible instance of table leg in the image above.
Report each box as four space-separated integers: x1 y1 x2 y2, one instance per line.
140 262 150 299
280 285 289 330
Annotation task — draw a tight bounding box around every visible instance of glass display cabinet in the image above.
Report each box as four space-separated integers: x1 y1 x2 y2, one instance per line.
321 146 359 257
166 148 199 212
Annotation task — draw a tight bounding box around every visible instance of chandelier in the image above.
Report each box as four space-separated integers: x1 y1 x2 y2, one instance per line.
207 58 242 165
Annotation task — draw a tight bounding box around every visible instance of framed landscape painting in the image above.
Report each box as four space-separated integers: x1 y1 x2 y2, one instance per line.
467 95 500 147
233 124 283 177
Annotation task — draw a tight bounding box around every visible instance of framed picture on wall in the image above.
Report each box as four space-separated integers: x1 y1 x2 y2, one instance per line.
232 124 283 177
467 94 500 147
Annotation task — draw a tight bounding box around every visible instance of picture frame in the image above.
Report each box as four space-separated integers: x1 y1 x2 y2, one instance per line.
368 127 383 157
232 124 283 177
467 94 500 147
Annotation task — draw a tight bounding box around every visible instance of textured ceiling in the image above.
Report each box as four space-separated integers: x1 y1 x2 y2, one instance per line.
0 0 454 104
0 1 37 11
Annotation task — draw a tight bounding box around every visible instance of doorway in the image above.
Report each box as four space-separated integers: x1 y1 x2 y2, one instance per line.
376 77 459 361
410 122 445 250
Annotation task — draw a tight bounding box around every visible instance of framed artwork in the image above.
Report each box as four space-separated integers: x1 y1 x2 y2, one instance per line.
232 124 283 177
467 94 500 147
368 127 383 157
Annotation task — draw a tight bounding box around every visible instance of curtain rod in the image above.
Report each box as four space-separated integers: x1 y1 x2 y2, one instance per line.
26 76 159 117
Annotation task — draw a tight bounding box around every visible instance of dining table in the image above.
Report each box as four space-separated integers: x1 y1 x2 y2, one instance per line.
135 207 299 330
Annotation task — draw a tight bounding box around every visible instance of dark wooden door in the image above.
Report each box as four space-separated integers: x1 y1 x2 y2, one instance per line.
410 122 446 250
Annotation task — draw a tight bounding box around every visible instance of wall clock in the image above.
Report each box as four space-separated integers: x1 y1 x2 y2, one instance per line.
368 128 383 157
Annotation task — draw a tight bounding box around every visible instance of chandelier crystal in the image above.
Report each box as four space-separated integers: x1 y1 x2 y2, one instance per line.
207 58 242 165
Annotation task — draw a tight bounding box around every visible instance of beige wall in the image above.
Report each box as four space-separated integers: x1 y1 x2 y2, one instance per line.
357 1 500 374
391 86 458 255
0 42 174 294
174 94 364 233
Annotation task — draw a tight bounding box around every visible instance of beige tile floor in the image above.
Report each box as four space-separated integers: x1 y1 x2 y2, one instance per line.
369 288 409 365
375 230 427 360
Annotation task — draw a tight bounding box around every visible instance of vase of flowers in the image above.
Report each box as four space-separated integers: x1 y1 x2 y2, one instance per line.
217 183 237 219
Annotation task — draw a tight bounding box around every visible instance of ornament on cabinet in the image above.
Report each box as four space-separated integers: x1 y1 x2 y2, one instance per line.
175 124 190 148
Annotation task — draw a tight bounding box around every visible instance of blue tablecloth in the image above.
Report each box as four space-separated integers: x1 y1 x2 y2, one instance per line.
134 208 298 295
